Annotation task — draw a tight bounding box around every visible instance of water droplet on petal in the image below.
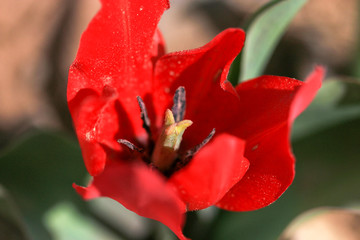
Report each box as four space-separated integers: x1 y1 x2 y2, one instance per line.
85 127 96 141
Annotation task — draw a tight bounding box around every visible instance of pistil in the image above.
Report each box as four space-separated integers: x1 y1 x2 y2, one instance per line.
151 109 192 171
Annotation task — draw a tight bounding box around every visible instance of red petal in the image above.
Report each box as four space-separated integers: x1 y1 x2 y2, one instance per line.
217 125 292 211
69 85 139 176
151 28 167 64
68 0 169 136
73 160 189 240
169 134 249 211
217 66 325 211
153 29 245 146
68 1 169 175
289 66 324 121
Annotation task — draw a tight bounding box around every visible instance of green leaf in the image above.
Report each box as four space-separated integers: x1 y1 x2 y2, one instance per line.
239 0 307 82
44 202 120 240
0 185 30 240
89 198 152 239
292 79 360 140
0 130 87 240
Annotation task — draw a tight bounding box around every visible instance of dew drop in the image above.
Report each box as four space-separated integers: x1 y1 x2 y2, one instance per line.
85 127 96 141
85 132 92 141
102 76 112 85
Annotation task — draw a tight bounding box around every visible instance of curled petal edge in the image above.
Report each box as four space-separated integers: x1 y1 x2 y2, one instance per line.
73 160 189 240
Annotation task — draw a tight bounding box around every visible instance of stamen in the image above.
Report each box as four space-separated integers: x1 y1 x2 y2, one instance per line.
172 86 186 122
169 129 215 173
185 128 216 159
118 139 144 153
136 96 151 136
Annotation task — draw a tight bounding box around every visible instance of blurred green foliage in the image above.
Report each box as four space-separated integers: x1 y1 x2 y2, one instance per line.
0 131 87 240
239 0 307 82
44 202 119 240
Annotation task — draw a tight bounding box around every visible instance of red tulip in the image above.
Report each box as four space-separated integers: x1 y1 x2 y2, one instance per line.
68 0 324 239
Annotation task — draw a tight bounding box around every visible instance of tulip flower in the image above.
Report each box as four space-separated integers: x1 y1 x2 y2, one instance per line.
68 0 324 239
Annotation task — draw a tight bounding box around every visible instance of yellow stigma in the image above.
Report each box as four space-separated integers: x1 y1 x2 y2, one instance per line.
164 109 175 126
151 109 192 171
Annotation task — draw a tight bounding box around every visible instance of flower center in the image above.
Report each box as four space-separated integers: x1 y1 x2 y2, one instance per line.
151 109 192 171
118 86 215 176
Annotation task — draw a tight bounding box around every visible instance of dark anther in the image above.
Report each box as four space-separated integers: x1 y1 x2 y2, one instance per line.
136 96 151 136
169 128 216 175
118 139 144 153
185 128 216 159
172 86 186 122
